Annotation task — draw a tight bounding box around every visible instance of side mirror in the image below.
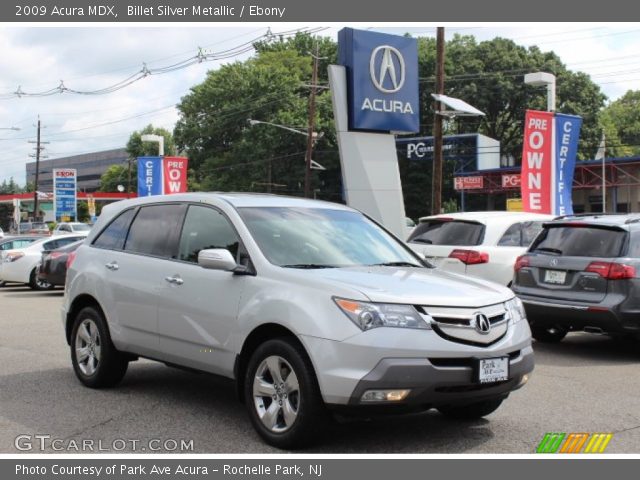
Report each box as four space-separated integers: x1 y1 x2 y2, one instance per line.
198 248 238 271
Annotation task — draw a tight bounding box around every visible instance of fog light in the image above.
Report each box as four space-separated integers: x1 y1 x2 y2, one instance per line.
519 374 530 387
361 389 411 403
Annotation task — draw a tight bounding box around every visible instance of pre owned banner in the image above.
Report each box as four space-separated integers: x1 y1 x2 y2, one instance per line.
138 156 189 196
520 110 582 215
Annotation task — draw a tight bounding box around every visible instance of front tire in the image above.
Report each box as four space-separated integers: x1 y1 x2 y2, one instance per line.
532 325 567 343
70 306 128 388
244 338 327 449
438 398 504 420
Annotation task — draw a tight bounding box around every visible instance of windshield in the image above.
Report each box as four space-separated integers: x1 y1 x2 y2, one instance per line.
408 219 485 245
531 225 627 258
71 224 91 231
238 207 422 268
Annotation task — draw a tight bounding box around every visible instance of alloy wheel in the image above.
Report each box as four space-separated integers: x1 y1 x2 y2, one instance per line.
252 355 300 433
74 318 101 376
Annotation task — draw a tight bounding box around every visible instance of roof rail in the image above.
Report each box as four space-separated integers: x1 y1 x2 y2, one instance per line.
553 212 620 220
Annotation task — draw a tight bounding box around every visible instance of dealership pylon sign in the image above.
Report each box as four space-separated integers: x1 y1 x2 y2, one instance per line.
137 156 189 197
521 110 582 215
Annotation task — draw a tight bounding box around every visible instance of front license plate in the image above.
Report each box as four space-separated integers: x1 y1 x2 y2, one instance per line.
544 269 567 284
476 357 509 384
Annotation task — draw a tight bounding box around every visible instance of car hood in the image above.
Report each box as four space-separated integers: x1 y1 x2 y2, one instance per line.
301 266 513 307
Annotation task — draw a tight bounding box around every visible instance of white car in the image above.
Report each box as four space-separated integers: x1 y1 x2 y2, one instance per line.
63 193 533 448
407 211 556 286
53 222 92 236
0 234 87 290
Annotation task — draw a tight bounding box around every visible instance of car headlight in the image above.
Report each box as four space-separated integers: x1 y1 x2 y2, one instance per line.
505 297 526 324
334 298 430 331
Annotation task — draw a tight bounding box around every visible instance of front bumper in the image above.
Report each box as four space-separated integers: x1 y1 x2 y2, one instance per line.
300 320 533 406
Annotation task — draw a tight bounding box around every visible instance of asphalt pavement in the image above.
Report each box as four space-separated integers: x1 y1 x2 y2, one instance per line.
1 284 639 453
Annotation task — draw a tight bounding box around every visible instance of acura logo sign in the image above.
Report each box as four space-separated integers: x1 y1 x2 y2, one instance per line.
473 313 491 334
369 45 406 93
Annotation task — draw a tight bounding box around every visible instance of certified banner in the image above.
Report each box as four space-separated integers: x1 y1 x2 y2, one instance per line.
554 113 583 216
137 156 163 197
520 110 582 215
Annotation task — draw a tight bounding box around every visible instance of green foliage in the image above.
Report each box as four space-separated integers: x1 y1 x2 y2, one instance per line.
599 90 640 157
126 124 176 158
98 164 131 193
174 32 608 219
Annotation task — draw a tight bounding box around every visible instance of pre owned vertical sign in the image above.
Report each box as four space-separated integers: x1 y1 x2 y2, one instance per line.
521 110 582 215
53 168 77 221
138 156 189 196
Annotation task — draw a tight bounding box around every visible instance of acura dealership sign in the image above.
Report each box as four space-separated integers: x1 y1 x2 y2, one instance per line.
338 28 419 133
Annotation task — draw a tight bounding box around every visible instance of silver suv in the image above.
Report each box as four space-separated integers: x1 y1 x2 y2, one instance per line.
62 193 534 448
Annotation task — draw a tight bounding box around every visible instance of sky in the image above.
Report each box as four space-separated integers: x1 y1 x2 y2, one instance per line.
1 24 639 186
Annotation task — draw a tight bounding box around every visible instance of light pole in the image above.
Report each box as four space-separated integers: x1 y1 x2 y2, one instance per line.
247 119 325 196
524 72 556 112
141 134 165 156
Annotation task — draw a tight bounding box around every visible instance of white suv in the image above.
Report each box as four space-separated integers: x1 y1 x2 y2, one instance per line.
407 212 556 286
63 193 534 448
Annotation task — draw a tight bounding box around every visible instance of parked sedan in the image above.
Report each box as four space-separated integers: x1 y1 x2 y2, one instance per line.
0 234 87 290
37 240 83 287
407 211 556 286
53 222 92 236
0 235 44 286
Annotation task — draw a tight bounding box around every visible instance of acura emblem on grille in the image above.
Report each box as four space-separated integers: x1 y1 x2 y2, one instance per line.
550 258 559 267
473 313 491 334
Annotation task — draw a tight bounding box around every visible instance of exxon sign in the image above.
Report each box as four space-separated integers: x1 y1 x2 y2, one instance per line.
338 28 419 133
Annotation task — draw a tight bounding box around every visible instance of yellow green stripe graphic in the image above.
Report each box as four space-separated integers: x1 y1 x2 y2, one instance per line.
536 433 613 453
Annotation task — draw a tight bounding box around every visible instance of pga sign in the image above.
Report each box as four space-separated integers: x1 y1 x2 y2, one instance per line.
521 110 582 215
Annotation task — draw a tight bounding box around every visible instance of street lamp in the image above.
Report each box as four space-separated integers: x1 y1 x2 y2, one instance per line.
524 72 556 112
141 134 165 156
247 119 326 196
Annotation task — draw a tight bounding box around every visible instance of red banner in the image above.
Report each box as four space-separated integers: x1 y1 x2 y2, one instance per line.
162 157 189 194
501 174 521 188
454 176 484 190
521 110 554 213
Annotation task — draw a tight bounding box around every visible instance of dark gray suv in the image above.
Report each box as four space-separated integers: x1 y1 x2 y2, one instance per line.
512 214 640 343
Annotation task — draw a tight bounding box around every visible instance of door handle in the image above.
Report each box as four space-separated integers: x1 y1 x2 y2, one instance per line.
105 261 119 271
164 275 184 286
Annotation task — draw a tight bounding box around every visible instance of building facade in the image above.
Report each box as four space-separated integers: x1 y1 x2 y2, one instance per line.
25 148 128 192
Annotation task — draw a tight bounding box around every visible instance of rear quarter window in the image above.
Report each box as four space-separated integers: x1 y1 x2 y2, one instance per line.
531 225 627 258
409 220 485 246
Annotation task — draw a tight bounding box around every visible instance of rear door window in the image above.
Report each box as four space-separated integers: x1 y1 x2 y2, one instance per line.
531 225 627 258
93 208 136 250
124 204 186 259
409 220 485 246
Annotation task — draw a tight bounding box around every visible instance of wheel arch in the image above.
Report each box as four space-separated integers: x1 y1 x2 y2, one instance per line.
65 294 107 345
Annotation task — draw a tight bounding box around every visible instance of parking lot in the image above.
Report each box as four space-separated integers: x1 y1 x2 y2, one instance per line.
0 284 639 454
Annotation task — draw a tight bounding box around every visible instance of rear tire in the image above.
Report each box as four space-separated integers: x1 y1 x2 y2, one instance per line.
438 398 504 420
29 268 54 291
532 325 567 343
70 306 128 388
243 338 327 449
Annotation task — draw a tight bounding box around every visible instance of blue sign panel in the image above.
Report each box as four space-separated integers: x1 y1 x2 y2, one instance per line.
137 157 163 197
554 113 583 216
53 168 77 221
338 28 419 133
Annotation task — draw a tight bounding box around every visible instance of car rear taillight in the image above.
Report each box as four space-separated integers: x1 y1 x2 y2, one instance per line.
4 251 24 263
514 255 531 272
585 261 636 280
66 251 77 269
449 249 489 265
49 252 64 260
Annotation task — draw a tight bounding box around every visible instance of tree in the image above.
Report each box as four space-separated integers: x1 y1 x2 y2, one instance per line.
599 90 640 158
98 124 176 192
174 32 608 219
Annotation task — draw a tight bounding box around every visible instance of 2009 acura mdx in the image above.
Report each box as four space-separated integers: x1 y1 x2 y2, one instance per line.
62 193 534 448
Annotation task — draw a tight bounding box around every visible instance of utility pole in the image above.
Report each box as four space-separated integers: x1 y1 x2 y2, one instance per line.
304 43 320 198
28 116 48 221
432 27 445 215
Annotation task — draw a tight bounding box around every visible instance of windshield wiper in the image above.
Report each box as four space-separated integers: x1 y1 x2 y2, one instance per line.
282 264 338 269
533 247 563 255
369 261 423 268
